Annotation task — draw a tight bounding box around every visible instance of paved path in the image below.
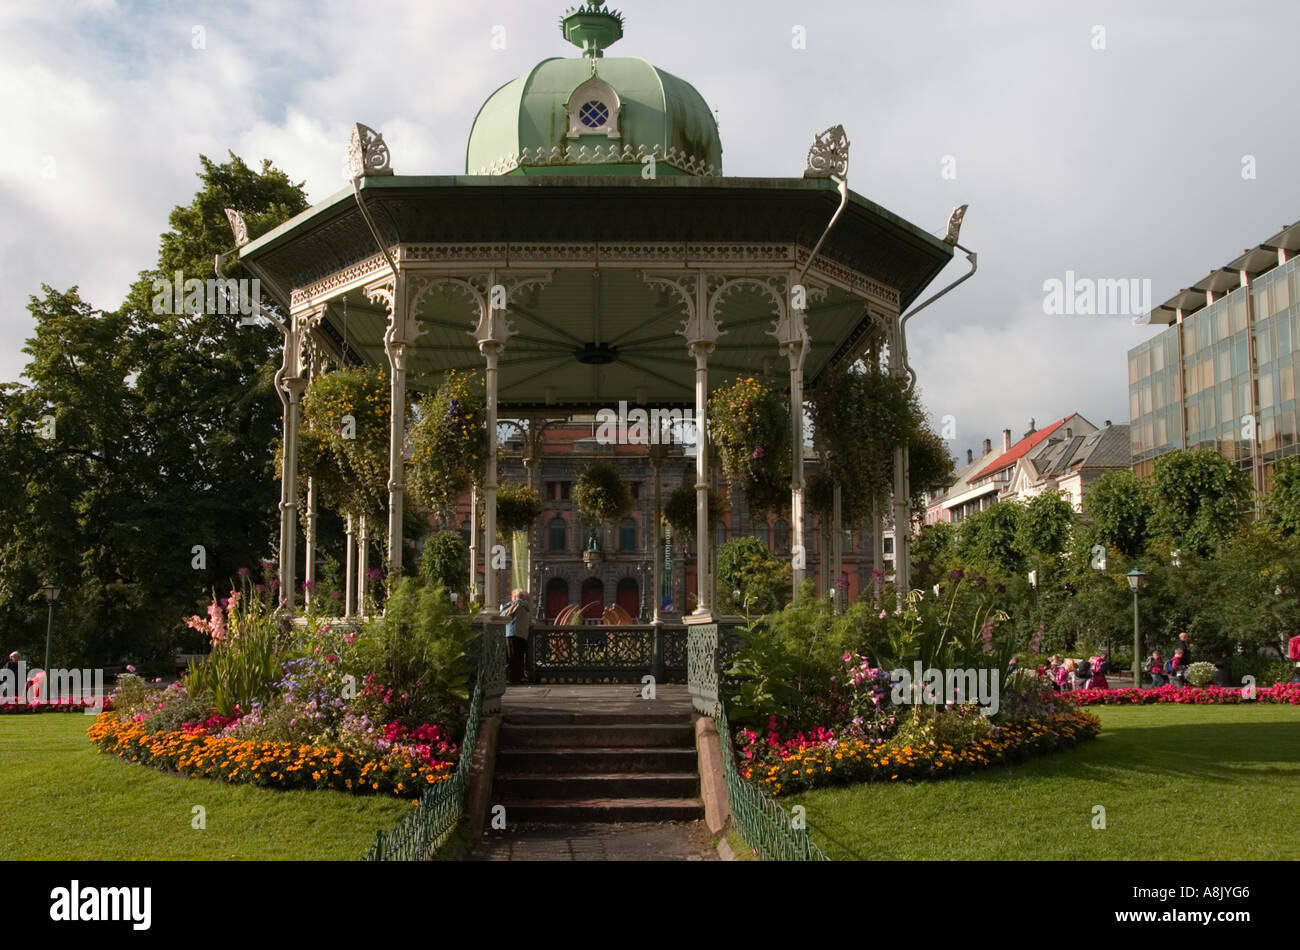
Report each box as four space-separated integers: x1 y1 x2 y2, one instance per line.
468 820 719 861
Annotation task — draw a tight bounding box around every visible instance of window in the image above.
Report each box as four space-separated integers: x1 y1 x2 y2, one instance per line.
752 520 770 548
579 100 609 128
546 481 571 500
564 76 622 140
774 519 790 555
619 518 636 552
460 520 472 546
548 516 567 552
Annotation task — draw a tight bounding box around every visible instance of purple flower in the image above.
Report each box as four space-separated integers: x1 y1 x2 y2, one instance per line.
302 579 316 591
237 567 251 577
365 569 383 582
871 569 884 582
949 569 964 583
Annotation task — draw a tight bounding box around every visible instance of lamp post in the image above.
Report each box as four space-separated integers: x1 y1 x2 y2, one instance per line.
40 584 60 676
1126 569 1146 689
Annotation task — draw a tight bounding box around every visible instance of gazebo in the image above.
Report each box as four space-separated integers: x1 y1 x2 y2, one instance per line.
231 0 971 632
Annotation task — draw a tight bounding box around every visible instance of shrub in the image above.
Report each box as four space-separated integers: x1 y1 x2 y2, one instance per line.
717 536 791 616
184 590 286 717
1184 661 1218 687
420 530 469 596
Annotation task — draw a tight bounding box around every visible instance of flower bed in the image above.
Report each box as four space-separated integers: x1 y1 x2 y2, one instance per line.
1070 682 1300 706
747 710 1100 796
87 713 453 798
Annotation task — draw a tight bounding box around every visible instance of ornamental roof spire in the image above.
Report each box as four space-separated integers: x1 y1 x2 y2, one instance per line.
560 0 625 58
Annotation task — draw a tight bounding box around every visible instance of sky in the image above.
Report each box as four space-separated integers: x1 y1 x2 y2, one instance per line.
1 0 1298 456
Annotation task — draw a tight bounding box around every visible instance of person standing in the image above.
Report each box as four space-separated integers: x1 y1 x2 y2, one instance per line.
1177 631 1192 667
2 651 21 702
502 589 532 685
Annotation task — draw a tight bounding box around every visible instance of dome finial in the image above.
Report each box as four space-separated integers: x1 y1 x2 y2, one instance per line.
560 1 625 58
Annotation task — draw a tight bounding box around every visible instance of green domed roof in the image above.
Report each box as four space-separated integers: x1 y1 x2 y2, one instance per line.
466 4 722 176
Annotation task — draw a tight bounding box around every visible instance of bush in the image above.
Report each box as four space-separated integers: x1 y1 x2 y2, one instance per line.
420 530 469 597
717 537 791 616
347 578 474 729
1184 661 1218 687
184 589 287 717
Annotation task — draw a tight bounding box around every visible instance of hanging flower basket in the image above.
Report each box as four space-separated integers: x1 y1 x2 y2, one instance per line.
495 482 543 537
573 461 631 525
663 483 726 539
707 377 791 514
408 370 487 518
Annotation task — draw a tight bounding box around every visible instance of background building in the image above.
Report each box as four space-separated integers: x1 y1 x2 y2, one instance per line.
1129 220 1300 492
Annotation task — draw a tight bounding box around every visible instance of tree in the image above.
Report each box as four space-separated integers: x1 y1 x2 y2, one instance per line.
0 153 308 666
1149 449 1251 556
1262 455 1300 537
955 501 1024 575
1081 469 1152 559
1017 491 1075 559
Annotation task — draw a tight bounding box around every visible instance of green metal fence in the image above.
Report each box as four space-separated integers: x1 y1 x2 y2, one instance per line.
688 624 828 861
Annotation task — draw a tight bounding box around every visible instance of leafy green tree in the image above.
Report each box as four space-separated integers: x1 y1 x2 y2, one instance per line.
955 501 1024 575
1149 449 1251 556
1081 469 1152 558
0 153 308 666
1017 491 1074 559
1262 455 1300 537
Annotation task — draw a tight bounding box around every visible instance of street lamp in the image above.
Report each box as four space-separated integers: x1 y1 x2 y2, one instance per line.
40 584 60 676
1126 569 1146 689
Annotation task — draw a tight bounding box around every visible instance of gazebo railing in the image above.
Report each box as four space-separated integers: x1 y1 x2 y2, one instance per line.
528 623 687 683
687 623 828 862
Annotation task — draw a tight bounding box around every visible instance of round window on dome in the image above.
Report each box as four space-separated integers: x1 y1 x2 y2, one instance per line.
578 100 609 129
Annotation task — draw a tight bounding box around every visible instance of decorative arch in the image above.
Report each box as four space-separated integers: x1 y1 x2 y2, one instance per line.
565 75 622 140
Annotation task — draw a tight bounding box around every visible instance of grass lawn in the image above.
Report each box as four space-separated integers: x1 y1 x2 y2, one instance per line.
1 714 412 860
789 704 1300 860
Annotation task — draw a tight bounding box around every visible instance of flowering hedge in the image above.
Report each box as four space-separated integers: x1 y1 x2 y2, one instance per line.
1070 683 1300 706
88 713 453 798
746 711 1100 796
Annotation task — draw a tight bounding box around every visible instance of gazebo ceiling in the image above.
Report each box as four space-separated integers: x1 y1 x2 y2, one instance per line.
322 269 870 408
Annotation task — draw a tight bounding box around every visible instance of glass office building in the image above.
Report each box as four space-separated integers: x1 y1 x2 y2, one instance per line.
1128 221 1300 490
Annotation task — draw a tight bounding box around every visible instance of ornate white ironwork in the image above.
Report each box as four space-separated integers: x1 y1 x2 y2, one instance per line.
944 203 968 245
472 141 715 177
347 122 393 178
224 208 249 247
804 124 850 179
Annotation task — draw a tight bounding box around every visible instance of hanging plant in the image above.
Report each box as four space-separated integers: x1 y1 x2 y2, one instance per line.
663 483 726 539
805 469 835 516
407 370 488 519
495 482 543 537
297 366 393 519
809 367 912 525
573 461 632 525
707 377 791 514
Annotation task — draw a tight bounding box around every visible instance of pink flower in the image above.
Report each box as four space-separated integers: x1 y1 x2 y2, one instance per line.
125 665 136 673
879 610 887 620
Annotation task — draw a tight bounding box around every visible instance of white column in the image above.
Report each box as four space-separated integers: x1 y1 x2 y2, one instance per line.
893 446 910 596
775 274 809 602
690 341 713 619
831 477 843 609
474 270 513 615
304 475 318 608
468 484 479 602
344 513 356 617
282 375 306 615
357 514 369 616
386 339 409 579
650 446 665 623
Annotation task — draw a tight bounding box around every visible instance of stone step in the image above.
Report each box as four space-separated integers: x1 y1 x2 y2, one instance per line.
494 772 700 799
499 722 695 748
503 711 690 726
496 746 699 774
493 797 705 823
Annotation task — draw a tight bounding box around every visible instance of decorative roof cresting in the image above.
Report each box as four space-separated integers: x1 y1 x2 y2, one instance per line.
803 124 850 179
347 123 393 179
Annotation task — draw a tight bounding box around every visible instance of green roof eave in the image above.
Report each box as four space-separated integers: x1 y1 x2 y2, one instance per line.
238 174 954 311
